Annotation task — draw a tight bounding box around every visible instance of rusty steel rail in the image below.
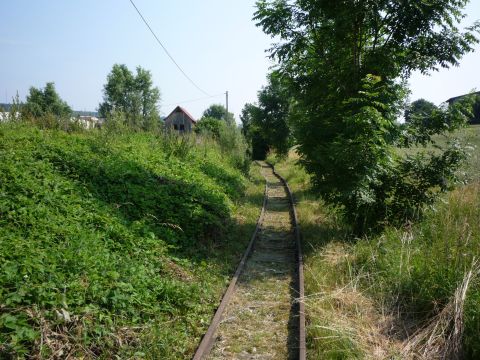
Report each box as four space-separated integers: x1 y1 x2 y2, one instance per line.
270 163 307 360
192 162 306 360
193 164 268 360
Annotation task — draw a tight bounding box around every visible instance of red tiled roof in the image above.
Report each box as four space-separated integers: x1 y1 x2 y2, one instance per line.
165 106 197 124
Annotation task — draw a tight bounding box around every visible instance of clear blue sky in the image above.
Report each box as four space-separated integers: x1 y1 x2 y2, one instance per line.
1 1 479 120
409 1 480 104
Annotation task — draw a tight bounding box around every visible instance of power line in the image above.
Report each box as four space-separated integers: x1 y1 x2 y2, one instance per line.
128 0 211 97
162 93 225 109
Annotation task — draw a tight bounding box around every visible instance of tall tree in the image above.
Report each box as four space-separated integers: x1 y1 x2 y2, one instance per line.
405 99 439 124
99 64 161 130
255 0 479 232
202 104 235 125
23 82 72 118
241 71 292 159
240 103 269 160
257 71 292 155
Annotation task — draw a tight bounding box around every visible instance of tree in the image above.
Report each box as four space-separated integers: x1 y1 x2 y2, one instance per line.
99 64 161 130
202 104 235 125
256 72 292 156
195 116 226 139
241 71 292 159
255 0 479 233
405 99 439 124
23 82 72 118
472 95 480 124
240 103 269 160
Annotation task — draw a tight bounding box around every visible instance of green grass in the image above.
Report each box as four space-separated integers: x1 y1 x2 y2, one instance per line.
353 182 480 357
396 124 480 182
0 123 265 359
448 125 480 182
270 125 480 358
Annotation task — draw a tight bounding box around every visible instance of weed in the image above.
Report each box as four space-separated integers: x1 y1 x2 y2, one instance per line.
0 122 264 358
271 126 480 358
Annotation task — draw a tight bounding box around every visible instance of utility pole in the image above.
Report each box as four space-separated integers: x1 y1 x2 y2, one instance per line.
225 91 229 122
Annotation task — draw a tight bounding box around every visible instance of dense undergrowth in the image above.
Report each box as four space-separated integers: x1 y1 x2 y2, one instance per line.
269 125 480 359
0 122 264 358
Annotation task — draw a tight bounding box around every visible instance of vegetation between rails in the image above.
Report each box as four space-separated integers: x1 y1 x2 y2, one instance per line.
0 121 264 359
210 164 297 359
269 125 480 359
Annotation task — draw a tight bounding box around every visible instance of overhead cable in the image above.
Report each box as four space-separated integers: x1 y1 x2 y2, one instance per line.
128 0 211 96
162 93 225 109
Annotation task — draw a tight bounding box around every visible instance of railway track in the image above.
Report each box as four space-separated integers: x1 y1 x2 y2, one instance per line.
193 162 306 360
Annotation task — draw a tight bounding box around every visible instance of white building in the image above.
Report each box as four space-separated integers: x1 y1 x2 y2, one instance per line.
76 116 104 129
0 112 20 122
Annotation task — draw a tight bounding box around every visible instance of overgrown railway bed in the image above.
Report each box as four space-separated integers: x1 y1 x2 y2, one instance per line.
193 162 306 360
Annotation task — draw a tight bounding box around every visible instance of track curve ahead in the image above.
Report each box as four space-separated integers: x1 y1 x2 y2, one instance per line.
193 162 306 360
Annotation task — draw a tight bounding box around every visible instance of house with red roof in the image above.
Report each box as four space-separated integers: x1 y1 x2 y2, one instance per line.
164 106 196 132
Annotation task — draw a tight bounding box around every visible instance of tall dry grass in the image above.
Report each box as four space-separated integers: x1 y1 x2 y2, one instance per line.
270 126 480 358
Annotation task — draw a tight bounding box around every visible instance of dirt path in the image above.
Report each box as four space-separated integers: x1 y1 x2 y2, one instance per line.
208 162 299 360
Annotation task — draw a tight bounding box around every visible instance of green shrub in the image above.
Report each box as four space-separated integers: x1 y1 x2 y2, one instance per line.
0 122 258 358
353 182 480 355
271 127 480 357
195 117 225 139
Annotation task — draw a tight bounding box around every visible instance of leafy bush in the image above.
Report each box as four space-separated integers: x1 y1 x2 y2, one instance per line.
241 72 292 159
353 181 480 356
22 82 72 119
202 104 235 125
195 116 225 139
271 129 480 357
405 98 439 124
195 118 251 175
255 0 479 234
99 64 161 131
0 122 257 358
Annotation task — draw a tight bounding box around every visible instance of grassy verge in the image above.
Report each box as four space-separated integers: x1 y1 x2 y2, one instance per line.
269 125 480 359
0 123 265 359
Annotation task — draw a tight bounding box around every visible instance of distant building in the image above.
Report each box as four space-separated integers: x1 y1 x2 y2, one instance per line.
446 91 480 125
0 112 20 122
77 116 104 129
163 106 196 133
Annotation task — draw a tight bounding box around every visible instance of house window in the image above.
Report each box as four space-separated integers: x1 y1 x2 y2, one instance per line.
174 124 178 130
180 124 185 131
